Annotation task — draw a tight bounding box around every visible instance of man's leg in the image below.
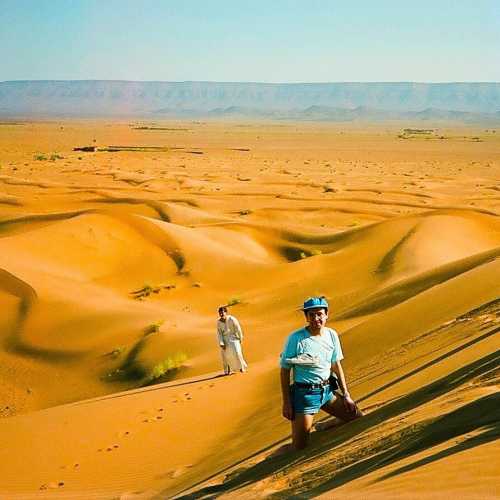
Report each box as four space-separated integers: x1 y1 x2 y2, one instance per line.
233 341 247 372
321 394 363 424
292 413 314 450
220 348 230 375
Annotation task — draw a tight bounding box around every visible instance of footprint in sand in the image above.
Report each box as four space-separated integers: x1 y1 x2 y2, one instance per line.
40 481 65 490
61 462 80 469
170 394 191 403
143 416 162 423
143 408 165 422
161 464 194 479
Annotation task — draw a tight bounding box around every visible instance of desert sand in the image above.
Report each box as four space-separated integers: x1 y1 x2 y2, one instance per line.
0 120 498 499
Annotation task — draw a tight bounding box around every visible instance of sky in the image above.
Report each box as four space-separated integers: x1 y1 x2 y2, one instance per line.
1 0 499 83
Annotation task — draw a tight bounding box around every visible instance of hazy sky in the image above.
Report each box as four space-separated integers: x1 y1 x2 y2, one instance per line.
1 0 499 82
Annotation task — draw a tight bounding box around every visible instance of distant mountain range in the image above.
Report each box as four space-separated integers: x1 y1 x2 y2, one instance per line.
1 80 499 123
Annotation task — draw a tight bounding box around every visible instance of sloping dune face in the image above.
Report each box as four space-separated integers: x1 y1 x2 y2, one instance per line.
0 121 498 498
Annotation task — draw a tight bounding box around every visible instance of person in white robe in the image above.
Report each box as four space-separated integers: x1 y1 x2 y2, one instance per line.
217 306 248 374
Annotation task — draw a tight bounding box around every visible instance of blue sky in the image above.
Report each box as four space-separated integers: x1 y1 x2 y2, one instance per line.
1 0 499 82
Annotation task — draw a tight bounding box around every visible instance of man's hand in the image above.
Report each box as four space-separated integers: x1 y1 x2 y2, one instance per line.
342 394 357 414
282 400 294 421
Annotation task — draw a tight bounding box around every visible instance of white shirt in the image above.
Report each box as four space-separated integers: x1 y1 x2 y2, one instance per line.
217 315 243 346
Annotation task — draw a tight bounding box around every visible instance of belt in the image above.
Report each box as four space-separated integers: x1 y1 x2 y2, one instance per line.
295 379 329 390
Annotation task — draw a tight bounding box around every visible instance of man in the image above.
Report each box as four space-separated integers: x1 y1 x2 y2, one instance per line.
217 306 248 375
280 297 362 450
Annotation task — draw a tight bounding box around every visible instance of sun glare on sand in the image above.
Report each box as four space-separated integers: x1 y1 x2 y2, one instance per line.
0 120 499 498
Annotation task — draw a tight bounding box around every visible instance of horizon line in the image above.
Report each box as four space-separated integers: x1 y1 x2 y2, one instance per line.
2 79 500 85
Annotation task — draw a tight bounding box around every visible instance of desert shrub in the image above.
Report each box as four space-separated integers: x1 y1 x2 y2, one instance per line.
131 283 176 300
144 320 164 335
227 297 241 306
50 153 64 161
144 352 187 384
34 154 47 161
299 249 322 259
107 346 124 358
131 284 160 299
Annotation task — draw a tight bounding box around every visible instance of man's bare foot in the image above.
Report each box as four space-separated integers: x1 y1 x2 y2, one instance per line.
314 418 343 432
268 443 293 457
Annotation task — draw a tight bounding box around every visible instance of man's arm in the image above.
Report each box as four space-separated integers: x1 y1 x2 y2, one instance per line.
331 361 350 397
280 368 293 420
231 316 243 341
331 361 357 411
217 323 226 349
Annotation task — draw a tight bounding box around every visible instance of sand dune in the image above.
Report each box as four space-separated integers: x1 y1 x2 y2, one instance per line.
0 121 498 498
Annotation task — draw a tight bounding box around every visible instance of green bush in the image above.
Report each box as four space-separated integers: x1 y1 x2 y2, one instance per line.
108 346 124 358
227 297 241 306
130 283 161 299
144 320 164 335
144 352 187 384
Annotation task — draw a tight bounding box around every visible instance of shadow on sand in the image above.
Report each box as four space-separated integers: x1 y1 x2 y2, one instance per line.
175 348 499 499
1 267 85 363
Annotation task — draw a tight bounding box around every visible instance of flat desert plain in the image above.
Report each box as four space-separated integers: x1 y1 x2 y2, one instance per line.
0 120 499 499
